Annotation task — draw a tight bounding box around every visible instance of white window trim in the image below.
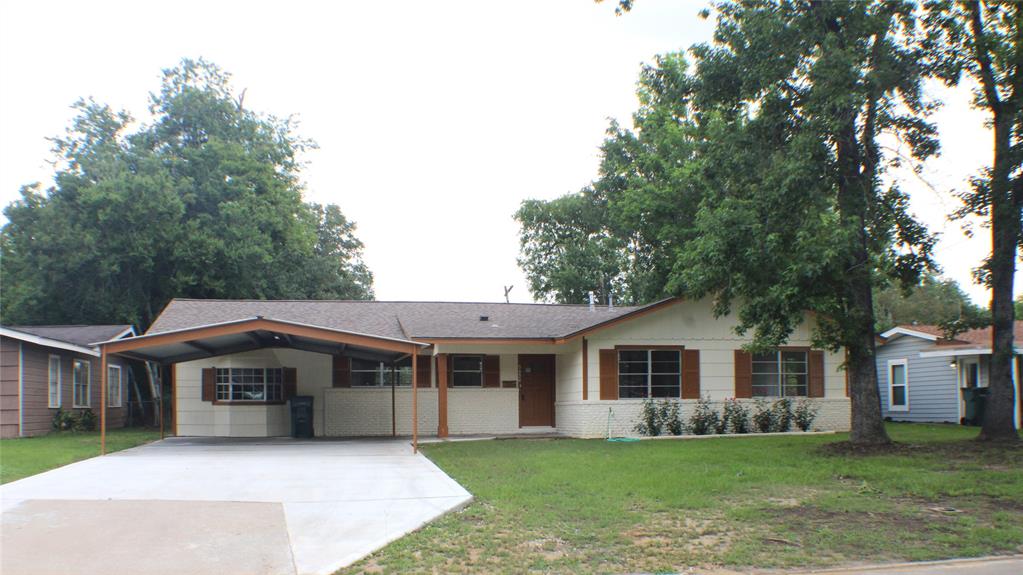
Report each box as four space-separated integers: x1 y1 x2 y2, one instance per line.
73 359 91 408
48 355 62 408
617 349 682 399
214 367 284 403
887 358 909 412
107 364 122 408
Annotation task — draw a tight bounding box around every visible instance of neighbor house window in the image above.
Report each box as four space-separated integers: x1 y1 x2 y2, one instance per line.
452 355 483 387
888 359 908 411
215 368 283 402
107 365 122 408
48 355 61 408
752 350 808 397
351 358 413 387
962 360 979 389
618 349 681 399
73 359 91 407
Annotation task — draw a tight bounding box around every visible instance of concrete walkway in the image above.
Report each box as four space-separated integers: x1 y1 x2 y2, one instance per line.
0 437 472 575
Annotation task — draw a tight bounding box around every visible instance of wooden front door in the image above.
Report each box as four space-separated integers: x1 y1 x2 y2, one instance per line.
519 354 555 427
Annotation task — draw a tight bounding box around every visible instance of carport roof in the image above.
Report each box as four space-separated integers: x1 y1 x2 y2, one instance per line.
146 298 676 341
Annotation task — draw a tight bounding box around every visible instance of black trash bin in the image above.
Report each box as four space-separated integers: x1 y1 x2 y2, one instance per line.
290 395 314 438
961 387 989 426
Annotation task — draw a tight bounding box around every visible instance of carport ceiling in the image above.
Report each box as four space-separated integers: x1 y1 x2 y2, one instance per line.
115 329 409 365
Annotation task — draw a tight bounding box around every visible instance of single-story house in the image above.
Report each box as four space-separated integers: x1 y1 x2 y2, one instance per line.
0 324 136 438
875 322 1022 427
94 297 852 443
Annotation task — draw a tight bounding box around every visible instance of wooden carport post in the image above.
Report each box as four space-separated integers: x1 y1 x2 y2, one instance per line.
411 345 418 454
100 347 108 455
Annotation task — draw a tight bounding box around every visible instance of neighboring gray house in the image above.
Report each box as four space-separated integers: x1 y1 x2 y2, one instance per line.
876 323 1022 428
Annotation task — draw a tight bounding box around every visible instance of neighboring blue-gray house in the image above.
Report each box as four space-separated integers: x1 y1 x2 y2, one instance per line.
875 323 1022 427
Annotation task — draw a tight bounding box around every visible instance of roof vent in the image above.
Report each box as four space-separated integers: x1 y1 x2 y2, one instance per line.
479 315 489 322
588 291 595 312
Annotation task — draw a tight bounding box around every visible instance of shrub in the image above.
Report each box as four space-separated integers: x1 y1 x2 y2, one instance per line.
794 398 820 432
771 398 793 432
721 398 751 434
660 399 685 435
634 398 663 436
74 409 98 432
752 398 775 433
688 396 719 435
52 409 75 431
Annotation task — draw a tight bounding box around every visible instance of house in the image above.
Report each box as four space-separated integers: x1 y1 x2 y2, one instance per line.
94 297 852 441
0 324 136 438
876 322 1022 427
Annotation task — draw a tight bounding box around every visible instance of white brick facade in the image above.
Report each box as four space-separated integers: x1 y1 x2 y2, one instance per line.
172 299 852 438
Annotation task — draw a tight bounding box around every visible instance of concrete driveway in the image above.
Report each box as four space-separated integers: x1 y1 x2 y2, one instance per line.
0 437 472 575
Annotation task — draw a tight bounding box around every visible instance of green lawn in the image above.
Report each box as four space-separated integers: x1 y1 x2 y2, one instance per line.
0 428 161 484
340 423 1023 574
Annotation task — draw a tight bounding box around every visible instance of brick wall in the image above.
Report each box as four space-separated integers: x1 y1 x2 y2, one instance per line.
557 398 851 438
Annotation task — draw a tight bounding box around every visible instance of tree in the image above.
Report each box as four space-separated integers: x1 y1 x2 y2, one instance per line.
606 1 939 445
873 274 988 332
923 1 1021 441
1 59 373 329
516 53 703 305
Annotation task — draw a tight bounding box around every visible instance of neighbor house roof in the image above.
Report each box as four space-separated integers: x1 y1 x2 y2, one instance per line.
146 298 677 341
916 320 1023 357
0 324 135 357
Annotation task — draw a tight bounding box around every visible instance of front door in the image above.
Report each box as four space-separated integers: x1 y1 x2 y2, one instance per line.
519 355 555 427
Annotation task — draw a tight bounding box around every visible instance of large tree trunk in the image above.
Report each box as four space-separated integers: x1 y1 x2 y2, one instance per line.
836 115 892 445
979 114 1020 441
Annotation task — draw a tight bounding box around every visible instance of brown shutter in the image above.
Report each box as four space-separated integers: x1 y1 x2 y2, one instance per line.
808 350 825 397
483 355 500 388
201 368 216 402
332 355 350 388
734 350 752 398
435 354 451 388
416 354 432 388
283 367 297 400
682 349 700 399
598 349 618 400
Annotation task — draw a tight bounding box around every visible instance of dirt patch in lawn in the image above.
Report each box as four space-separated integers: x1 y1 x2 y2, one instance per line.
819 438 1023 460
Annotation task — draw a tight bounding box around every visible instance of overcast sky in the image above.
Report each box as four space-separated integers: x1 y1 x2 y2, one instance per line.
0 0 1015 306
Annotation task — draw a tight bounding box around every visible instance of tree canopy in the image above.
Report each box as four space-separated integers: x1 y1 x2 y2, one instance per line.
873 273 988 333
1 59 373 329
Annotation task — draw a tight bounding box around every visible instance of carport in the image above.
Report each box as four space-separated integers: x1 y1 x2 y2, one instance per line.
96 316 431 451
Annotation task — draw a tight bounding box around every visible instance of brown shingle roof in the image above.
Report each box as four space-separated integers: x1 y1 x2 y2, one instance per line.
5 324 133 347
948 321 1023 346
146 299 655 340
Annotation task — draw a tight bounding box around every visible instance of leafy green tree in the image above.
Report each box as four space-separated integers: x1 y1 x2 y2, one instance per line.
1 59 372 329
516 53 702 305
600 1 938 445
874 274 988 333
923 0 1021 441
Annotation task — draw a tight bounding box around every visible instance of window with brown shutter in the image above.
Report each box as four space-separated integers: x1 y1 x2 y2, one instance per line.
682 349 700 399
483 355 500 387
734 350 752 398
332 355 350 388
201 367 216 402
416 354 432 388
599 349 618 400
808 350 825 397
283 367 297 399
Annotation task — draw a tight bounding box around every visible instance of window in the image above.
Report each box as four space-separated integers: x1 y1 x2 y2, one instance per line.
215 368 283 402
888 359 908 411
617 349 681 399
48 355 61 408
962 361 979 389
351 358 413 387
107 365 122 408
452 355 483 387
73 359 90 407
752 350 808 397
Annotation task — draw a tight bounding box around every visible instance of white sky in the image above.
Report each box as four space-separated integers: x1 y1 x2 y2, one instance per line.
0 0 1016 306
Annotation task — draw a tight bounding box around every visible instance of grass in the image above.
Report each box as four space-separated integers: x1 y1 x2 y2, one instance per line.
0 427 161 484
340 423 1023 574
